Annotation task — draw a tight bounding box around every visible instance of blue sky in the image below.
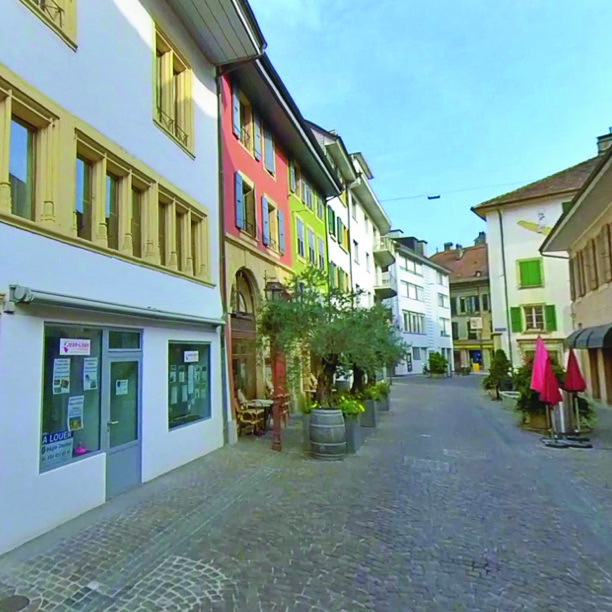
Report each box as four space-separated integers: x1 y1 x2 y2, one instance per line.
248 0 612 253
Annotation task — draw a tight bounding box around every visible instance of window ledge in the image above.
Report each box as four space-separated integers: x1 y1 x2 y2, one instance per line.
153 117 195 159
169 415 211 432
518 284 544 290
0 211 214 288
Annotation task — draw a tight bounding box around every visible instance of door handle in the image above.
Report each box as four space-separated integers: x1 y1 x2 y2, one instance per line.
108 420 119 426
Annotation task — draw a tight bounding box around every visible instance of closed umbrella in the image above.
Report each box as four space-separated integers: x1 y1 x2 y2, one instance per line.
530 336 547 393
563 349 588 439
538 353 567 448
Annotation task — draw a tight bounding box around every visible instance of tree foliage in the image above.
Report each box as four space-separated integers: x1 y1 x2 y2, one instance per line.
427 351 448 375
483 349 512 399
257 267 408 406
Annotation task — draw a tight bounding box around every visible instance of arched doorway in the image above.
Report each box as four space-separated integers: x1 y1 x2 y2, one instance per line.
230 269 258 399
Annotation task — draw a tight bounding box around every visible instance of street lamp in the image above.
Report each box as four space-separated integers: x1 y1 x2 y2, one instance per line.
265 280 288 451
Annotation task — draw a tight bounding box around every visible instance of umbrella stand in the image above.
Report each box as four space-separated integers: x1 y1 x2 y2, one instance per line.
565 393 591 443
542 403 570 448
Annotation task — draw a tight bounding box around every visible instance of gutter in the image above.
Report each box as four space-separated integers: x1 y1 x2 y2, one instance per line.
497 210 514 366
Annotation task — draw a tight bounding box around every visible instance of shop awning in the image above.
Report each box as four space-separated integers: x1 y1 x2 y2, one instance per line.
565 324 612 349
5 285 225 328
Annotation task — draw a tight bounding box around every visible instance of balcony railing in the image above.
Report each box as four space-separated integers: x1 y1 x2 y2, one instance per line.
373 236 396 267
156 108 189 147
31 0 64 27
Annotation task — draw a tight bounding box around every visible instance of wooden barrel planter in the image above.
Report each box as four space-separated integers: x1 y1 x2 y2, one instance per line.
310 409 346 461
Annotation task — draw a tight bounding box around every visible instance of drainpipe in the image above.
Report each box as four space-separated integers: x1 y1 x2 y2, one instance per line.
497 209 514 366
346 188 355 301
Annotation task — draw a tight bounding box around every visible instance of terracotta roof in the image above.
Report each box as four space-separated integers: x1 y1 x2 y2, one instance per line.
472 156 600 218
430 244 488 283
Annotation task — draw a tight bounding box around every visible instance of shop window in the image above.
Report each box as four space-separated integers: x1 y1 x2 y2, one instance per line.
9 116 35 220
41 326 102 472
168 342 211 429
109 330 141 350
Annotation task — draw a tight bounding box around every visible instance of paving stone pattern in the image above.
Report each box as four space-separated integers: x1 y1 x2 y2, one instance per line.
1 376 612 611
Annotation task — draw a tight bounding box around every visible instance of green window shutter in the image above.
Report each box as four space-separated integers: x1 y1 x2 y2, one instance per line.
519 260 543 287
545 305 557 332
510 307 522 332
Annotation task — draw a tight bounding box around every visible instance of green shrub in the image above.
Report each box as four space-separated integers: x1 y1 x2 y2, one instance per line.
483 349 512 398
428 352 448 375
513 358 564 415
336 396 365 419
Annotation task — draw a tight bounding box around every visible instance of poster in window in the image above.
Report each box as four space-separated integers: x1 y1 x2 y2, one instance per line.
178 366 186 383
116 379 129 396
83 358 98 391
181 385 188 402
170 385 178 405
194 366 201 384
41 431 74 469
187 365 195 394
169 365 177 384
67 395 85 431
52 358 71 395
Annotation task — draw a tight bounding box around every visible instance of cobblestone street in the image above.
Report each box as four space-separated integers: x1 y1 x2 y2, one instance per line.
1 376 612 611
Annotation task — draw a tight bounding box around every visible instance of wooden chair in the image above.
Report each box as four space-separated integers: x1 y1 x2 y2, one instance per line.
235 391 266 436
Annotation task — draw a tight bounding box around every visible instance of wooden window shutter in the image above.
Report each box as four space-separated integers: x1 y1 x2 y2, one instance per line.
278 210 285 254
261 196 269 246
545 305 557 332
234 173 244 229
519 260 542 287
569 257 576 301
253 115 262 161
602 225 612 282
590 239 599 290
583 246 593 292
510 307 522 333
264 128 274 173
577 250 586 296
232 85 241 138
289 162 296 192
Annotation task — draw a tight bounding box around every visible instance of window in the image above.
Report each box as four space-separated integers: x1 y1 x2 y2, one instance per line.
175 208 186 271
336 217 342 243
436 271 448 286
353 240 359 264
329 262 336 288
316 192 324 219
452 322 459 340
404 282 424 301
75 155 92 240
366 252 371 272
450 297 457 315
586 238 599 291
234 173 256 238
597 225 612 284
308 228 316 264
364 217 369 232
438 293 448 308
352 202 357 220
467 320 478 340
131 186 143 258
303 180 313 209
9 117 35 220
403 311 425 334
109 331 141 350
440 318 450 337
159 201 168 266
263 127 275 174
297 218 305 257
105 173 119 250
482 293 489 312
155 29 193 151
41 326 102 472
318 238 325 269
459 296 480 313
327 205 336 238
19 0 77 47
524 305 544 331
168 342 211 429
413 347 421 361
518 258 544 288
400 256 408 270
263 198 279 251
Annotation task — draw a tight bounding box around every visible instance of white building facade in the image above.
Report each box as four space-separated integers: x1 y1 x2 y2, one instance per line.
472 154 600 368
0 0 263 554
348 153 392 307
385 237 452 374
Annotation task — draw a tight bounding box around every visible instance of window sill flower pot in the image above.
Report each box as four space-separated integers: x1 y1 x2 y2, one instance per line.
344 416 362 454
360 399 378 428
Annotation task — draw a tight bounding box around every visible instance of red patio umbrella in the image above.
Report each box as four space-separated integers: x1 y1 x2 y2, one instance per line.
530 336 547 393
539 354 563 405
564 349 587 435
564 349 586 392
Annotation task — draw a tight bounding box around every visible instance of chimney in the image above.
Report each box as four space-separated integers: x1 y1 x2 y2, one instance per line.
597 128 612 155
474 232 486 245
418 240 427 256
444 242 453 251
456 244 464 260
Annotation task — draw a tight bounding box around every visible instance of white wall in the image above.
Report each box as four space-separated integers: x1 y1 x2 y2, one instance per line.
350 195 376 307
328 195 351 279
485 196 572 366
0 0 221 287
0 304 224 554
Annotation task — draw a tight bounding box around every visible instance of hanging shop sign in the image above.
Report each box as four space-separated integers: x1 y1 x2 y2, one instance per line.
59 338 91 356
